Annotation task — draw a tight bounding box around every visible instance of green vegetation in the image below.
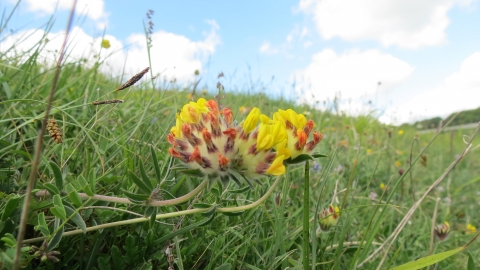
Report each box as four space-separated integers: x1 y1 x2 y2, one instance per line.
1 13 480 270
410 107 480 130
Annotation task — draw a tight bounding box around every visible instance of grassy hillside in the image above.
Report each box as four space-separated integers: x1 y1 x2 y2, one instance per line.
1 25 480 270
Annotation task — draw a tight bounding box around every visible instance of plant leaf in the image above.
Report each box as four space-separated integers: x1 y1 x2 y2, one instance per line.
65 183 83 207
64 205 87 233
391 247 463 270
150 146 161 184
139 161 154 191
128 170 152 194
50 194 67 220
43 183 60 196
49 161 63 191
46 218 64 252
284 154 314 164
1 195 20 221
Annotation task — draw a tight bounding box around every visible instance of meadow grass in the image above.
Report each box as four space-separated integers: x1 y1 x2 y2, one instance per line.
1 13 480 270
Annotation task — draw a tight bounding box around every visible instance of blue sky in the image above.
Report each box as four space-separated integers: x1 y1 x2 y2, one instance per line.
2 0 480 124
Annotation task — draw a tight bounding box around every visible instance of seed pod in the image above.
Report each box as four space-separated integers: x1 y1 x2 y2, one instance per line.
47 117 63 144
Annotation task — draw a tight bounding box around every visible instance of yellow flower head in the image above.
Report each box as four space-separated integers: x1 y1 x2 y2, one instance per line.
366 149 373 155
274 109 322 159
101 39 111 49
168 99 287 187
466 223 477 234
398 130 405 135
380 183 387 191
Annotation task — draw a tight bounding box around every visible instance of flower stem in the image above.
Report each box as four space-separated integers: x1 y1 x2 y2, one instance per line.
216 175 282 213
303 161 310 270
23 176 283 244
35 178 208 207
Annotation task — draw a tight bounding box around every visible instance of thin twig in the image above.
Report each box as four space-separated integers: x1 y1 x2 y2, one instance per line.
13 1 77 269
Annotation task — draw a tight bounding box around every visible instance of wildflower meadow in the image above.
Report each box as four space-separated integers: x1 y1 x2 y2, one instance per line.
1 5 480 270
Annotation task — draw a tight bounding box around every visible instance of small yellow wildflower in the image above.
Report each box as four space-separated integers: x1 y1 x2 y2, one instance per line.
366 149 372 155
239 106 251 115
466 223 477 234
398 130 404 135
380 183 387 191
202 89 208 95
273 109 322 160
395 161 402 167
186 93 193 100
101 39 111 49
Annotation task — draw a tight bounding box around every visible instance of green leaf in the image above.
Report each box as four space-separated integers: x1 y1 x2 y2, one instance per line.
122 189 150 204
220 211 245 217
78 175 88 187
64 206 87 233
78 175 94 196
139 162 154 191
467 252 476 270
391 247 463 270
46 218 64 252
34 212 50 237
49 161 63 191
201 206 217 217
284 154 314 164
50 194 67 220
211 186 221 198
150 146 161 184
43 183 60 196
193 203 212 209
312 153 328 158
1 233 16 247
88 169 96 194
111 245 124 270
65 184 83 207
128 170 151 194
1 195 20 221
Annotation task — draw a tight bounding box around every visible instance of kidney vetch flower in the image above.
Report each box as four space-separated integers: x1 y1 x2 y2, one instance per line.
167 99 294 187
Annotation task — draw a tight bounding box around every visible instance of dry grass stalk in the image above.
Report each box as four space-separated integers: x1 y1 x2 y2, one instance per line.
116 67 150 91
92 99 124 105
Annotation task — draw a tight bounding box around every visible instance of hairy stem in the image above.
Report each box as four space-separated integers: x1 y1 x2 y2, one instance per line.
24 176 283 244
36 178 208 207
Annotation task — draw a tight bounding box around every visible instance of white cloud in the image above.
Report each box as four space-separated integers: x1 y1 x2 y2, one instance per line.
24 0 109 28
294 49 414 114
259 42 279 55
298 0 473 49
381 52 480 124
0 22 221 84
